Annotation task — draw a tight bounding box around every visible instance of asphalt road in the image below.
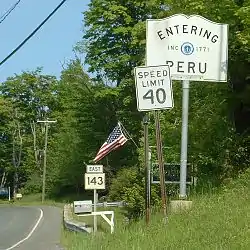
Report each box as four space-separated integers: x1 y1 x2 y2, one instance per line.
0 206 63 250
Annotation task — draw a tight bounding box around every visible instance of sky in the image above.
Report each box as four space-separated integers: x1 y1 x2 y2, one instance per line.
0 0 90 82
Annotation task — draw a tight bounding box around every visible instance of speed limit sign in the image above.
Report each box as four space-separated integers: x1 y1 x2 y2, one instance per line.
134 65 174 111
85 173 105 190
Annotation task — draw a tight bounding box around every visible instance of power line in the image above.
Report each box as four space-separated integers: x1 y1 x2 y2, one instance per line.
0 0 67 67
0 0 21 25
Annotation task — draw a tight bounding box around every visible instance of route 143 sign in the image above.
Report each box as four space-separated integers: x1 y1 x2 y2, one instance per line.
85 173 105 190
146 14 228 82
134 65 173 111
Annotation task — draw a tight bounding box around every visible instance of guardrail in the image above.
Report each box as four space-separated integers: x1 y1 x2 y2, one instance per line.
63 204 92 233
94 201 126 207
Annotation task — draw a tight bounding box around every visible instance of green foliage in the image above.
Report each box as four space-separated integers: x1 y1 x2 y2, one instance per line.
0 69 59 193
108 167 140 200
77 0 167 84
62 168 250 250
108 167 144 219
79 0 250 191
46 59 93 195
19 171 41 195
1 69 58 121
45 59 141 196
0 97 14 186
109 167 161 219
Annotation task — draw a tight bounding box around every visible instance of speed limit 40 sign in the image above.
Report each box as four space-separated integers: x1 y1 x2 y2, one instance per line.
85 173 105 190
134 65 174 111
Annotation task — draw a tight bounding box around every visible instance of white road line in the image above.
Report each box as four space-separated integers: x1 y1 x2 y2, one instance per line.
5 208 43 250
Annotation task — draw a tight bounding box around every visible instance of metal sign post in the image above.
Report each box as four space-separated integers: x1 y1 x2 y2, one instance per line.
148 147 151 216
93 189 97 233
154 111 167 216
134 65 173 217
143 115 150 225
180 80 190 198
146 14 228 199
85 165 105 233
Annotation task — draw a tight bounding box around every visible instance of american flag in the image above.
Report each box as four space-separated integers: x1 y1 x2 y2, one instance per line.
93 124 128 163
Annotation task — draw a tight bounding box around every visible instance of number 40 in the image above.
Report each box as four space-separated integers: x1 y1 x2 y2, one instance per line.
143 88 166 104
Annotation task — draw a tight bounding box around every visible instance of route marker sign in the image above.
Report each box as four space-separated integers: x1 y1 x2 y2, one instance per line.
146 14 228 82
86 165 103 173
85 164 105 190
134 65 173 111
85 173 105 190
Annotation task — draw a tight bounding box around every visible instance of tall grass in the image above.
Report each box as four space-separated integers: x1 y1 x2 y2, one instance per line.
62 170 250 250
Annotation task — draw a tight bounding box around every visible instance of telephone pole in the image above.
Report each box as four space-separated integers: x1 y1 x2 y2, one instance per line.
37 118 56 203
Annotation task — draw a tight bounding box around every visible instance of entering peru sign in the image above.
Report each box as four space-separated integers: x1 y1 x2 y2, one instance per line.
146 14 228 82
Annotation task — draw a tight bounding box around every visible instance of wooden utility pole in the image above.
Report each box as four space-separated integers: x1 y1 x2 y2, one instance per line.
37 118 56 203
154 111 167 216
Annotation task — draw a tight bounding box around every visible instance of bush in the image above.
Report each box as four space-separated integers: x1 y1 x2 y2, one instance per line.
109 167 161 219
21 172 41 195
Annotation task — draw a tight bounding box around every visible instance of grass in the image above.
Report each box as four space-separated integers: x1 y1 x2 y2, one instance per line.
61 170 250 250
0 193 65 208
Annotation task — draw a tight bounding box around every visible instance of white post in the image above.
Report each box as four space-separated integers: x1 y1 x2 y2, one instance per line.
8 186 11 201
180 80 190 199
110 212 114 234
93 189 97 233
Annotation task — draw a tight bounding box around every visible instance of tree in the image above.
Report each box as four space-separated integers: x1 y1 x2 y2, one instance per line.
47 59 95 195
0 97 14 188
77 0 168 85
47 59 142 197
166 0 250 132
0 69 59 194
79 0 250 181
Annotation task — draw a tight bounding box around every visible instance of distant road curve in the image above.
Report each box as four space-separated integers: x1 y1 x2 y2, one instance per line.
0 206 63 250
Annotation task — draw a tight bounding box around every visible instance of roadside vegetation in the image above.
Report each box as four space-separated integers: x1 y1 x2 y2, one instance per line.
62 169 250 250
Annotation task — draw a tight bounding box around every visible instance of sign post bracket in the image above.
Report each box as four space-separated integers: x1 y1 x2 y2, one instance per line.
78 211 114 234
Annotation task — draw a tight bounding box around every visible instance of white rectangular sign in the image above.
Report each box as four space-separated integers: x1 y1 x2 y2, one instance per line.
134 65 173 111
85 173 105 190
86 165 103 173
146 14 228 82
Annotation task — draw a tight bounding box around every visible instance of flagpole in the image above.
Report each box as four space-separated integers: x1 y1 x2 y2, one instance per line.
118 121 139 148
